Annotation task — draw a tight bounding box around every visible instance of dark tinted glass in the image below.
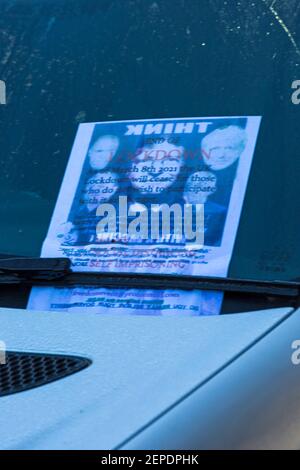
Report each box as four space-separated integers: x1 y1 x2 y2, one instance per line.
0 0 299 280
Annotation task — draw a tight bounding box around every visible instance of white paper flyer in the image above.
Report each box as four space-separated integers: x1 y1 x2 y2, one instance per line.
28 116 261 315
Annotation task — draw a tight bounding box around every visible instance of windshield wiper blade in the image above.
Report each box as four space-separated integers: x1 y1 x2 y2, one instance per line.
0 256 71 282
0 256 299 301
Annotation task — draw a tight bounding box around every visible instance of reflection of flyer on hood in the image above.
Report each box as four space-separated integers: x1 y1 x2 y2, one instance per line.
28 116 261 316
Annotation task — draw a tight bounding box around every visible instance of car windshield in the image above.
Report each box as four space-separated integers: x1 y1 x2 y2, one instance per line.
0 0 299 285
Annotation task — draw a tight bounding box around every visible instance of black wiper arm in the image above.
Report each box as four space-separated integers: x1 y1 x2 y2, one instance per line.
0 256 299 301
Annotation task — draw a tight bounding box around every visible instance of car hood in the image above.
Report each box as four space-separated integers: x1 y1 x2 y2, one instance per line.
0 306 293 449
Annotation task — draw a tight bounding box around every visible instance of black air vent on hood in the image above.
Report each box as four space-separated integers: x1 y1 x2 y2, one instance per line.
0 352 91 397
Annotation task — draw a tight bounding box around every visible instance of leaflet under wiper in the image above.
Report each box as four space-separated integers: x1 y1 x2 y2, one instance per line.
0 256 299 302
